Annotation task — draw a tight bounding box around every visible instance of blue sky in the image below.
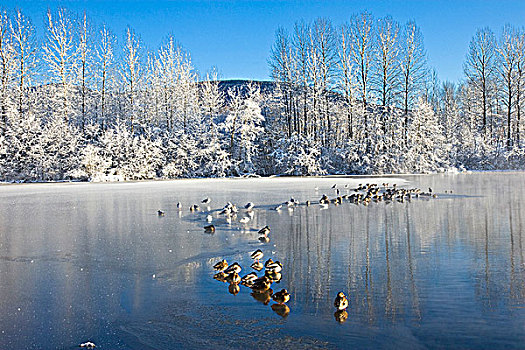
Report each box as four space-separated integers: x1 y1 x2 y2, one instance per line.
5 0 525 82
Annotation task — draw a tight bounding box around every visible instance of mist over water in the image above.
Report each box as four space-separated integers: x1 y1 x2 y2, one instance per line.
0 173 524 349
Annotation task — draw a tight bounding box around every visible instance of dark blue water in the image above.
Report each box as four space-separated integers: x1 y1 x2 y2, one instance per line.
0 173 524 349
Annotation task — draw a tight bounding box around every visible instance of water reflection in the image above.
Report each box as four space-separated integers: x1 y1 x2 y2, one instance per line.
0 174 524 348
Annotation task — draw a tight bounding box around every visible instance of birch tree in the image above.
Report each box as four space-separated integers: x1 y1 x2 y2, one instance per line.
10 8 37 118
0 10 14 133
43 8 77 123
464 27 497 135
96 24 116 128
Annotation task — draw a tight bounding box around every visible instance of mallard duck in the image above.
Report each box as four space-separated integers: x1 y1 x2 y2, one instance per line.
258 226 271 235
334 291 349 310
204 224 215 233
271 303 290 318
266 261 282 273
272 289 290 304
265 270 282 283
334 310 348 323
213 259 228 271
225 272 241 284
259 236 270 243
251 249 264 262
157 210 165 216
213 271 227 282
190 204 200 212
228 283 240 295
245 202 254 211
241 272 258 285
202 197 211 204
80 342 96 348
251 261 264 271
264 258 274 268
224 262 241 274
251 277 272 292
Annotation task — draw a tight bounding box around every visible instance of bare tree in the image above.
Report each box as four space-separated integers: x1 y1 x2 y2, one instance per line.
120 26 142 133
292 20 310 135
337 23 357 139
375 16 400 108
513 28 525 146
400 21 427 141
77 11 93 130
310 17 336 142
269 26 294 136
96 23 116 129
43 8 77 123
464 27 497 135
497 25 518 149
350 11 374 109
0 9 14 133
10 8 37 118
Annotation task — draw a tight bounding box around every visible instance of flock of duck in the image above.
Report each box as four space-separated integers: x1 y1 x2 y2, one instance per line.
212 249 292 317
157 182 438 322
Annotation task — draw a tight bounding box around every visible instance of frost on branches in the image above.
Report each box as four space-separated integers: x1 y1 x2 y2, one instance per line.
1 8 525 182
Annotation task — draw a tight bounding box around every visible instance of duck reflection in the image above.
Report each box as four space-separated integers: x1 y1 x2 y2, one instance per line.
271 303 290 318
334 310 348 323
228 283 240 296
251 289 273 305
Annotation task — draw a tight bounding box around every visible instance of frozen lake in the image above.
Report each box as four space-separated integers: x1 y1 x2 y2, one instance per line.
0 173 525 349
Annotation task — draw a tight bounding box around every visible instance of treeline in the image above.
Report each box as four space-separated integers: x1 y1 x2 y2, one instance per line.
0 8 523 182
267 14 525 171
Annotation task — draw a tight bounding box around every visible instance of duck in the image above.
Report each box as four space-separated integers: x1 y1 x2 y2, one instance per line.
202 197 211 204
334 291 349 311
265 270 282 283
157 210 165 216
245 202 254 211
251 249 264 262
213 271 227 282
213 259 228 271
251 276 272 292
274 204 283 211
176 202 182 210
206 214 213 223
204 224 215 233
306 200 311 206
272 289 290 304
258 236 270 243
251 261 264 271
225 272 241 284
190 204 200 212
264 258 274 268
266 261 282 273
258 226 271 235
224 262 242 274
241 272 258 285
